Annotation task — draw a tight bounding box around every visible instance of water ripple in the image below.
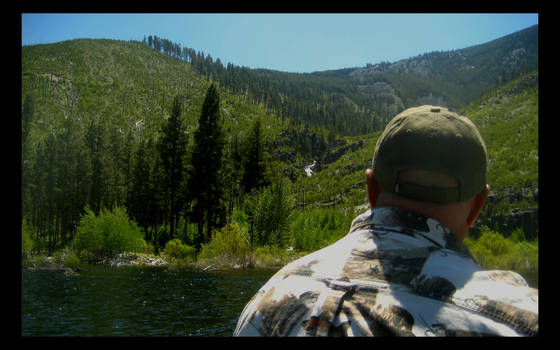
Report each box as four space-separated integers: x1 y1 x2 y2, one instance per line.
22 266 274 336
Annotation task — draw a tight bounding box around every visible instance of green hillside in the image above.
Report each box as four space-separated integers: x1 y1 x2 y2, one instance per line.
21 38 335 255
21 39 283 148
21 31 538 275
136 26 537 135
461 71 538 239
298 70 539 240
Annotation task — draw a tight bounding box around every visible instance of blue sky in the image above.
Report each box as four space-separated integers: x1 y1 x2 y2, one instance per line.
21 13 538 73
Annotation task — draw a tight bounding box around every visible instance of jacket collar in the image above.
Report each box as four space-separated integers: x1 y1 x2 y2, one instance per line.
351 206 474 258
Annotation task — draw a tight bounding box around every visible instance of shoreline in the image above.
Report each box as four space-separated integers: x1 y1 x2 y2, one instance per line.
22 251 291 274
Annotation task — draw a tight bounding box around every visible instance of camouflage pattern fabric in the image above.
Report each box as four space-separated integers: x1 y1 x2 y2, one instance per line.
233 207 538 336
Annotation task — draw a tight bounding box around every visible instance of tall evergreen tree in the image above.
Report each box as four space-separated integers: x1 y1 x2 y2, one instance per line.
85 121 105 215
43 133 58 253
30 138 49 246
242 118 267 195
158 95 188 238
188 84 225 249
22 94 35 222
225 133 243 214
22 94 34 161
56 111 79 244
128 137 157 245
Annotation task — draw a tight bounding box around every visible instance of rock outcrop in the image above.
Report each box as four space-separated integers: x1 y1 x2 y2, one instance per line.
94 252 169 267
26 257 80 276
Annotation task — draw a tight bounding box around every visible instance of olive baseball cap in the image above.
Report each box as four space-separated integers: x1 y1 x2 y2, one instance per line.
372 105 487 203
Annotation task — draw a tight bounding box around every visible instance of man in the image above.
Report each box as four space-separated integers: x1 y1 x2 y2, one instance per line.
234 106 538 336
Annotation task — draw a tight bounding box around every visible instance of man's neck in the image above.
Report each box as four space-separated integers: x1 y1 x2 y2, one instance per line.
374 192 469 241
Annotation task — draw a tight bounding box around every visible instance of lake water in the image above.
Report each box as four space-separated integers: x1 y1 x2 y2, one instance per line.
21 265 276 336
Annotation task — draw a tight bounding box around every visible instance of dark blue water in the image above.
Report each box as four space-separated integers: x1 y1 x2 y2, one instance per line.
21 265 275 336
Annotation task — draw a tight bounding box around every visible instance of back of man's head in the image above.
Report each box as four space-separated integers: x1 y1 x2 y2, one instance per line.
372 105 487 204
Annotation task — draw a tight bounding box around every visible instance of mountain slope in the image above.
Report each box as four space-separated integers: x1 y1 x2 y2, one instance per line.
22 39 285 150
139 25 538 135
21 30 539 246
343 25 538 117
297 70 538 239
461 71 538 239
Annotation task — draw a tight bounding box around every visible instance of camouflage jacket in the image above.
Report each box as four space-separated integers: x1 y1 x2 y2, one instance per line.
233 207 538 336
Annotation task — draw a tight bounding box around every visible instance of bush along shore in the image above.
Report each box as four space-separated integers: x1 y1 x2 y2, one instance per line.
22 204 536 288
21 205 311 274
22 246 304 275
23 230 538 289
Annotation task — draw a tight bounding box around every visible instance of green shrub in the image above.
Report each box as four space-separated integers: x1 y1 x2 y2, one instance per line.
288 207 352 252
510 227 526 243
464 226 538 288
143 242 155 254
73 206 146 259
73 208 104 257
197 242 216 261
164 238 195 261
197 221 252 268
199 222 250 259
473 226 514 256
52 247 81 268
251 245 289 267
63 252 81 268
246 178 294 247
499 240 538 285
232 209 249 227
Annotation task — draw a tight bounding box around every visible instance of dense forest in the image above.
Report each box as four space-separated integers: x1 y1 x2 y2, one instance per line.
141 34 379 136
21 26 538 285
20 37 324 255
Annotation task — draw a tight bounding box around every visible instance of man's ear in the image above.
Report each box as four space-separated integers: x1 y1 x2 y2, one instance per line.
366 169 380 209
466 184 490 227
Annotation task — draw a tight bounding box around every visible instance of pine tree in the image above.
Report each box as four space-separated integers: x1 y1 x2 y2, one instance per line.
188 84 225 249
22 94 34 160
22 94 35 222
158 95 188 238
56 110 79 244
222 133 243 218
43 133 57 253
85 121 105 216
128 138 156 243
242 118 268 195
